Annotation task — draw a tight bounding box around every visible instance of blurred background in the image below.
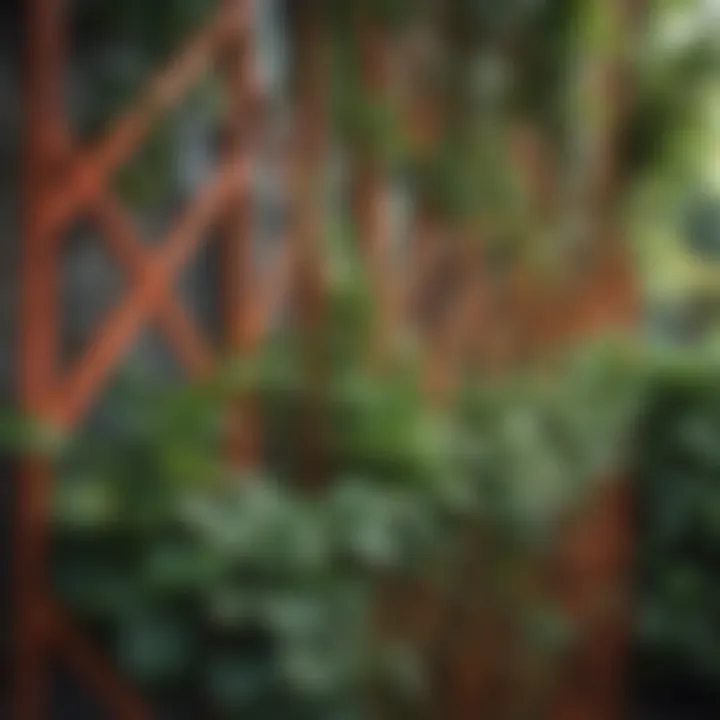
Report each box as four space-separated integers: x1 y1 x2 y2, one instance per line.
2 0 720 718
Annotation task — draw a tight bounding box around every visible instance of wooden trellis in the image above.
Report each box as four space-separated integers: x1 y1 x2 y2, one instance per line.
18 1 264 716
17 0 637 718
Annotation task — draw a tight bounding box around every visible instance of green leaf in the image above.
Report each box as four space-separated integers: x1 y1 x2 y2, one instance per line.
117 611 194 685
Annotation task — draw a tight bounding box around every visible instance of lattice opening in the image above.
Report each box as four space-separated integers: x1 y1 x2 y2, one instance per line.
60 220 128 372
122 327 188 381
114 81 224 245
176 232 224 352
67 0 222 142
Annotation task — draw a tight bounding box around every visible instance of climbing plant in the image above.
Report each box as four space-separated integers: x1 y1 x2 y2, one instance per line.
14 1 720 717
33 238 644 717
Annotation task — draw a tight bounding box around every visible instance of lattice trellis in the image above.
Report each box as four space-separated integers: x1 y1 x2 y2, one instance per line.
17 1 269 716
17 1 637 718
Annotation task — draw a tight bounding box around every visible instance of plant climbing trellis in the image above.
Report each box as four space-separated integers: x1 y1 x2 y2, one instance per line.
18 1 264 716
17 0 637 718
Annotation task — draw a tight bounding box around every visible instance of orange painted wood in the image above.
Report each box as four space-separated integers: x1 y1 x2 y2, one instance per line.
16 0 67 715
13 461 54 720
39 3 242 241
216 0 261 465
551 481 635 720
17 1 639 717
218 0 255 355
51 124 216 377
47 160 247 428
89 191 215 375
19 2 255 717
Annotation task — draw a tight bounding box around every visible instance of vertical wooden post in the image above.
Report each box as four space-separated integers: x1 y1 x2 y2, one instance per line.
290 0 327 331
351 14 394 362
552 1 640 717
219 0 254 355
16 1 66 717
219 0 258 465
288 0 329 487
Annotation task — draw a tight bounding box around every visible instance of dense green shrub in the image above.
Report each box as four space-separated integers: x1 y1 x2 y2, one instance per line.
38 318 641 718
633 353 720 717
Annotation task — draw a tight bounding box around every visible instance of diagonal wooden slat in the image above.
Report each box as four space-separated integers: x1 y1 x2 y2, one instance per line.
18 2 258 718
46 159 248 428
90 191 215 375
49 605 152 720
16 2 640 718
56 120 216 374
38 1 245 241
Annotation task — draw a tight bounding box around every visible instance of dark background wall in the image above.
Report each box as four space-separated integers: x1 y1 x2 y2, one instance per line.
1 1 23 712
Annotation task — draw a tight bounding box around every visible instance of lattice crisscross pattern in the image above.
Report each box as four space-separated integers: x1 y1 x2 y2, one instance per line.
16 1 280 717
17 1 638 718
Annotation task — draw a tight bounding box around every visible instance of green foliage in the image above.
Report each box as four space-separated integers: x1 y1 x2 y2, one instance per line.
21 0 720 715
456 337 644 542
684 193 720 259
36 323 645 716
0 412 67 456
625 5 720 183
634 358 720 709
49 387 447 713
